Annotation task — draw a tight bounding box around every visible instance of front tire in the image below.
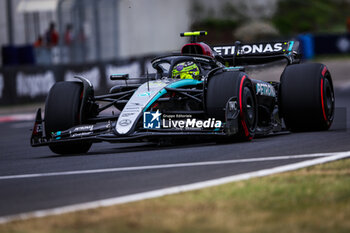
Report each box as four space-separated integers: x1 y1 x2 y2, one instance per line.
206 71 257 140
45 82 92 154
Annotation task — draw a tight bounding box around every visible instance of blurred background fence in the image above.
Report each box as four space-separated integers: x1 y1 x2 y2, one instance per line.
0 0 350 105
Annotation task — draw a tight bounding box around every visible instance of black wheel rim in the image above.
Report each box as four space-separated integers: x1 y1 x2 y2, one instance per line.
243 87 256 130
323 78 334 120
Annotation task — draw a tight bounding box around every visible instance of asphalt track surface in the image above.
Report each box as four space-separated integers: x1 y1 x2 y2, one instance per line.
0 88 349 219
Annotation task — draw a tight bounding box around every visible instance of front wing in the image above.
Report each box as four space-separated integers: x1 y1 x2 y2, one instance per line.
31 99 240 147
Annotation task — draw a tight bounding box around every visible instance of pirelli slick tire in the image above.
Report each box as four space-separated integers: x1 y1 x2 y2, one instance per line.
45 82 92 154
206 71 257 140
280 63 334 131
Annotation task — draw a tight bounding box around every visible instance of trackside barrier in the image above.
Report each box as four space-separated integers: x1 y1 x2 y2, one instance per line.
298 33 350 59
0 55 158 105
1 33 349 105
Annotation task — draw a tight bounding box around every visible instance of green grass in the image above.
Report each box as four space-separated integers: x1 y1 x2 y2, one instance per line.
1 159 350 233
313 54 350 62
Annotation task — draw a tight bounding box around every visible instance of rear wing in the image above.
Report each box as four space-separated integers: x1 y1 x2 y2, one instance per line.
212 41 301 66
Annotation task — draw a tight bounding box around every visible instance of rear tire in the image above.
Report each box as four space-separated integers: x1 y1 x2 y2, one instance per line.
45 82 92 154
206 71 257 140
279 63 334 131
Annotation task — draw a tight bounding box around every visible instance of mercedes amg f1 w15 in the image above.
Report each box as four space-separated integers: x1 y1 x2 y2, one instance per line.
31 31 335 154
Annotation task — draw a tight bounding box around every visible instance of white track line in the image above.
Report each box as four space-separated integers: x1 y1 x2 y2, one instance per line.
0 150 349 224
0 152 338 180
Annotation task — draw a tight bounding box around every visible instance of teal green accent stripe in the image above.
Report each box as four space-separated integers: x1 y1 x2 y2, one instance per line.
288 41 294 51
224 67 243 70
167 79 202 88
143 89 167 112
143 79 203 112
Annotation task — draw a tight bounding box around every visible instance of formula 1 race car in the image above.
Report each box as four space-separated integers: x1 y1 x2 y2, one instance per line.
31 31 335 154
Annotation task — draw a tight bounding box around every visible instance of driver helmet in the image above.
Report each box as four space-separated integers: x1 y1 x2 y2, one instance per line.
172 61 200 79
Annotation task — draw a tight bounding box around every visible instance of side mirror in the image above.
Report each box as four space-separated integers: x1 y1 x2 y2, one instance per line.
110 74 129 80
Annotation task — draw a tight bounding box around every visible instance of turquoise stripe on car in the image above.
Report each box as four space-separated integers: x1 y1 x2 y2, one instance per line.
288 41 294 51
143 79 203 112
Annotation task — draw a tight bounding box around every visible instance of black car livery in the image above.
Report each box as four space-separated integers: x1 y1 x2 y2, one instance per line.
31 31 335 155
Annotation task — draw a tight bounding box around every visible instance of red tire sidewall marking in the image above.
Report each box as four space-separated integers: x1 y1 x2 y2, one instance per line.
239 75 250 138
320 67 328 124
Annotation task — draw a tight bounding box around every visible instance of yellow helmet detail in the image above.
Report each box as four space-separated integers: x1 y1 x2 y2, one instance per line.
172 62 200 79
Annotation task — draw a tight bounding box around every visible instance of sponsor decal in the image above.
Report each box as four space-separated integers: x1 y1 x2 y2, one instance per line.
143 110 161 129
116 81 169 134
213 43 284 56
149 82 164 87
119 119 132 126
256 83 276 97
121 107 140 115
35 123 42 134
16 71 56 98
73 125 94 132
71 132 93 137
194 57 211 63
121 113 135 117
138 91 154 97
124 107 140 111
